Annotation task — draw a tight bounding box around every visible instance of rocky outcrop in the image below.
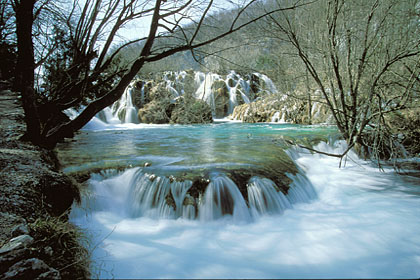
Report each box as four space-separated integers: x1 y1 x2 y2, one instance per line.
0 90 88 279
170 95 213 124
137 82 213 125
231 93 333 124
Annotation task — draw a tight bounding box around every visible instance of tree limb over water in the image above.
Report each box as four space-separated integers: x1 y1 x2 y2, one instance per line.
263 0 420 162
8 0 303 148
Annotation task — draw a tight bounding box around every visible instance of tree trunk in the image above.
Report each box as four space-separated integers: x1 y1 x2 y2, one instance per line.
305 68 312 125
42 0 164 148
14 0 42 144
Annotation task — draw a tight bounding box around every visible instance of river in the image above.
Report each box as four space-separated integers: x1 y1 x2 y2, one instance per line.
57 121 420 279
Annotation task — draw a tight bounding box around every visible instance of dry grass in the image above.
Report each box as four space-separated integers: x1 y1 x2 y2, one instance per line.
28 216 91 279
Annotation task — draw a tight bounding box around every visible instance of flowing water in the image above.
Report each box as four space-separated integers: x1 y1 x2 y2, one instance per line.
58 120 420 279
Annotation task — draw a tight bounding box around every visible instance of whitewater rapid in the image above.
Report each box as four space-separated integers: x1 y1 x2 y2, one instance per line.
70 140 420 279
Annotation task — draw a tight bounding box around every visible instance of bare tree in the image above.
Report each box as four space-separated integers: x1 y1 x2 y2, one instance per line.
11 0 301 148
265 0 420 162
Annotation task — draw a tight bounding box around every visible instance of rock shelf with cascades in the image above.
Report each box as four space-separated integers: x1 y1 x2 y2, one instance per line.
81 164 318 222
92 70 333 125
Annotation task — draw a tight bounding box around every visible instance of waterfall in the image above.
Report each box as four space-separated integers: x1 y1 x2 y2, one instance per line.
182 195 197 220
65 107 111 130
140 87 145 106
91 70 281 123
199 173 251 222
95 167 319 222
170 180 192 217
253 72 278 93
110 85 140 124
124 87 139 124
128 171 175 219
194 73 221 117
286 172 318 203
68 70 282 126
225 71 253 115
127 170 195 219
247 177 292 216
97 107 121 124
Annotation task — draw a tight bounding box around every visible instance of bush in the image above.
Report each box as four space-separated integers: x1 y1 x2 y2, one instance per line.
388 108 420 155
170 96 213 124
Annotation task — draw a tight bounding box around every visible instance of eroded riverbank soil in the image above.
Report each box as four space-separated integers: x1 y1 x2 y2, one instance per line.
0 90 87 279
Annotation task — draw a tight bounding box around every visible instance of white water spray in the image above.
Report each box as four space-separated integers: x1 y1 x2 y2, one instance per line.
199 174 251 222
247 176 292 216
70 138 420 279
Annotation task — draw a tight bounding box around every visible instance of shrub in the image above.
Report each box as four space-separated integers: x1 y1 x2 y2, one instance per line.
170 96 213 124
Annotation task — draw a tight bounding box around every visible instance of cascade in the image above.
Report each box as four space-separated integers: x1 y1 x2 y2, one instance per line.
140 86 145 106
199 173 251 222
225 71 253 113
286 172 318 203
90 167 318 222
253 72 278 93
96 107 121 124
182 194 197 220
247 177 292 216
105 82 140 124
194 73 221 117
128 171 175 219
68 134 420 279
270 111 283 123
164 74 181 97
125 88 139 123
170 180 192 217
65 107 111 130
127 170 195 219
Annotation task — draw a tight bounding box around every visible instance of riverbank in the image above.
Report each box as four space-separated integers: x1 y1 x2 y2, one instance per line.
0 89 88 279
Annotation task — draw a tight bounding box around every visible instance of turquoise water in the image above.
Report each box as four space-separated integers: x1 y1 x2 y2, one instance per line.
61 122 420 279
57 122 338 174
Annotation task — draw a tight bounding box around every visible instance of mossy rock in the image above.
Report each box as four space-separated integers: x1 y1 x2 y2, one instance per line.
214 88 229 118
170 97 213 124
138 98 173 124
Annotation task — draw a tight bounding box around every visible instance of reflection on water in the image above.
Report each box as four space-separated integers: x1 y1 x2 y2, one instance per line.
57 123 337 173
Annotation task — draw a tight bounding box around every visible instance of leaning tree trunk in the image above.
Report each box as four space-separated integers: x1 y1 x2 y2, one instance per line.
14 0 42 144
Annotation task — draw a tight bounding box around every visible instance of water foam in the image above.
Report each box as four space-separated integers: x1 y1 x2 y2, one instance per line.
71 142 420 278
